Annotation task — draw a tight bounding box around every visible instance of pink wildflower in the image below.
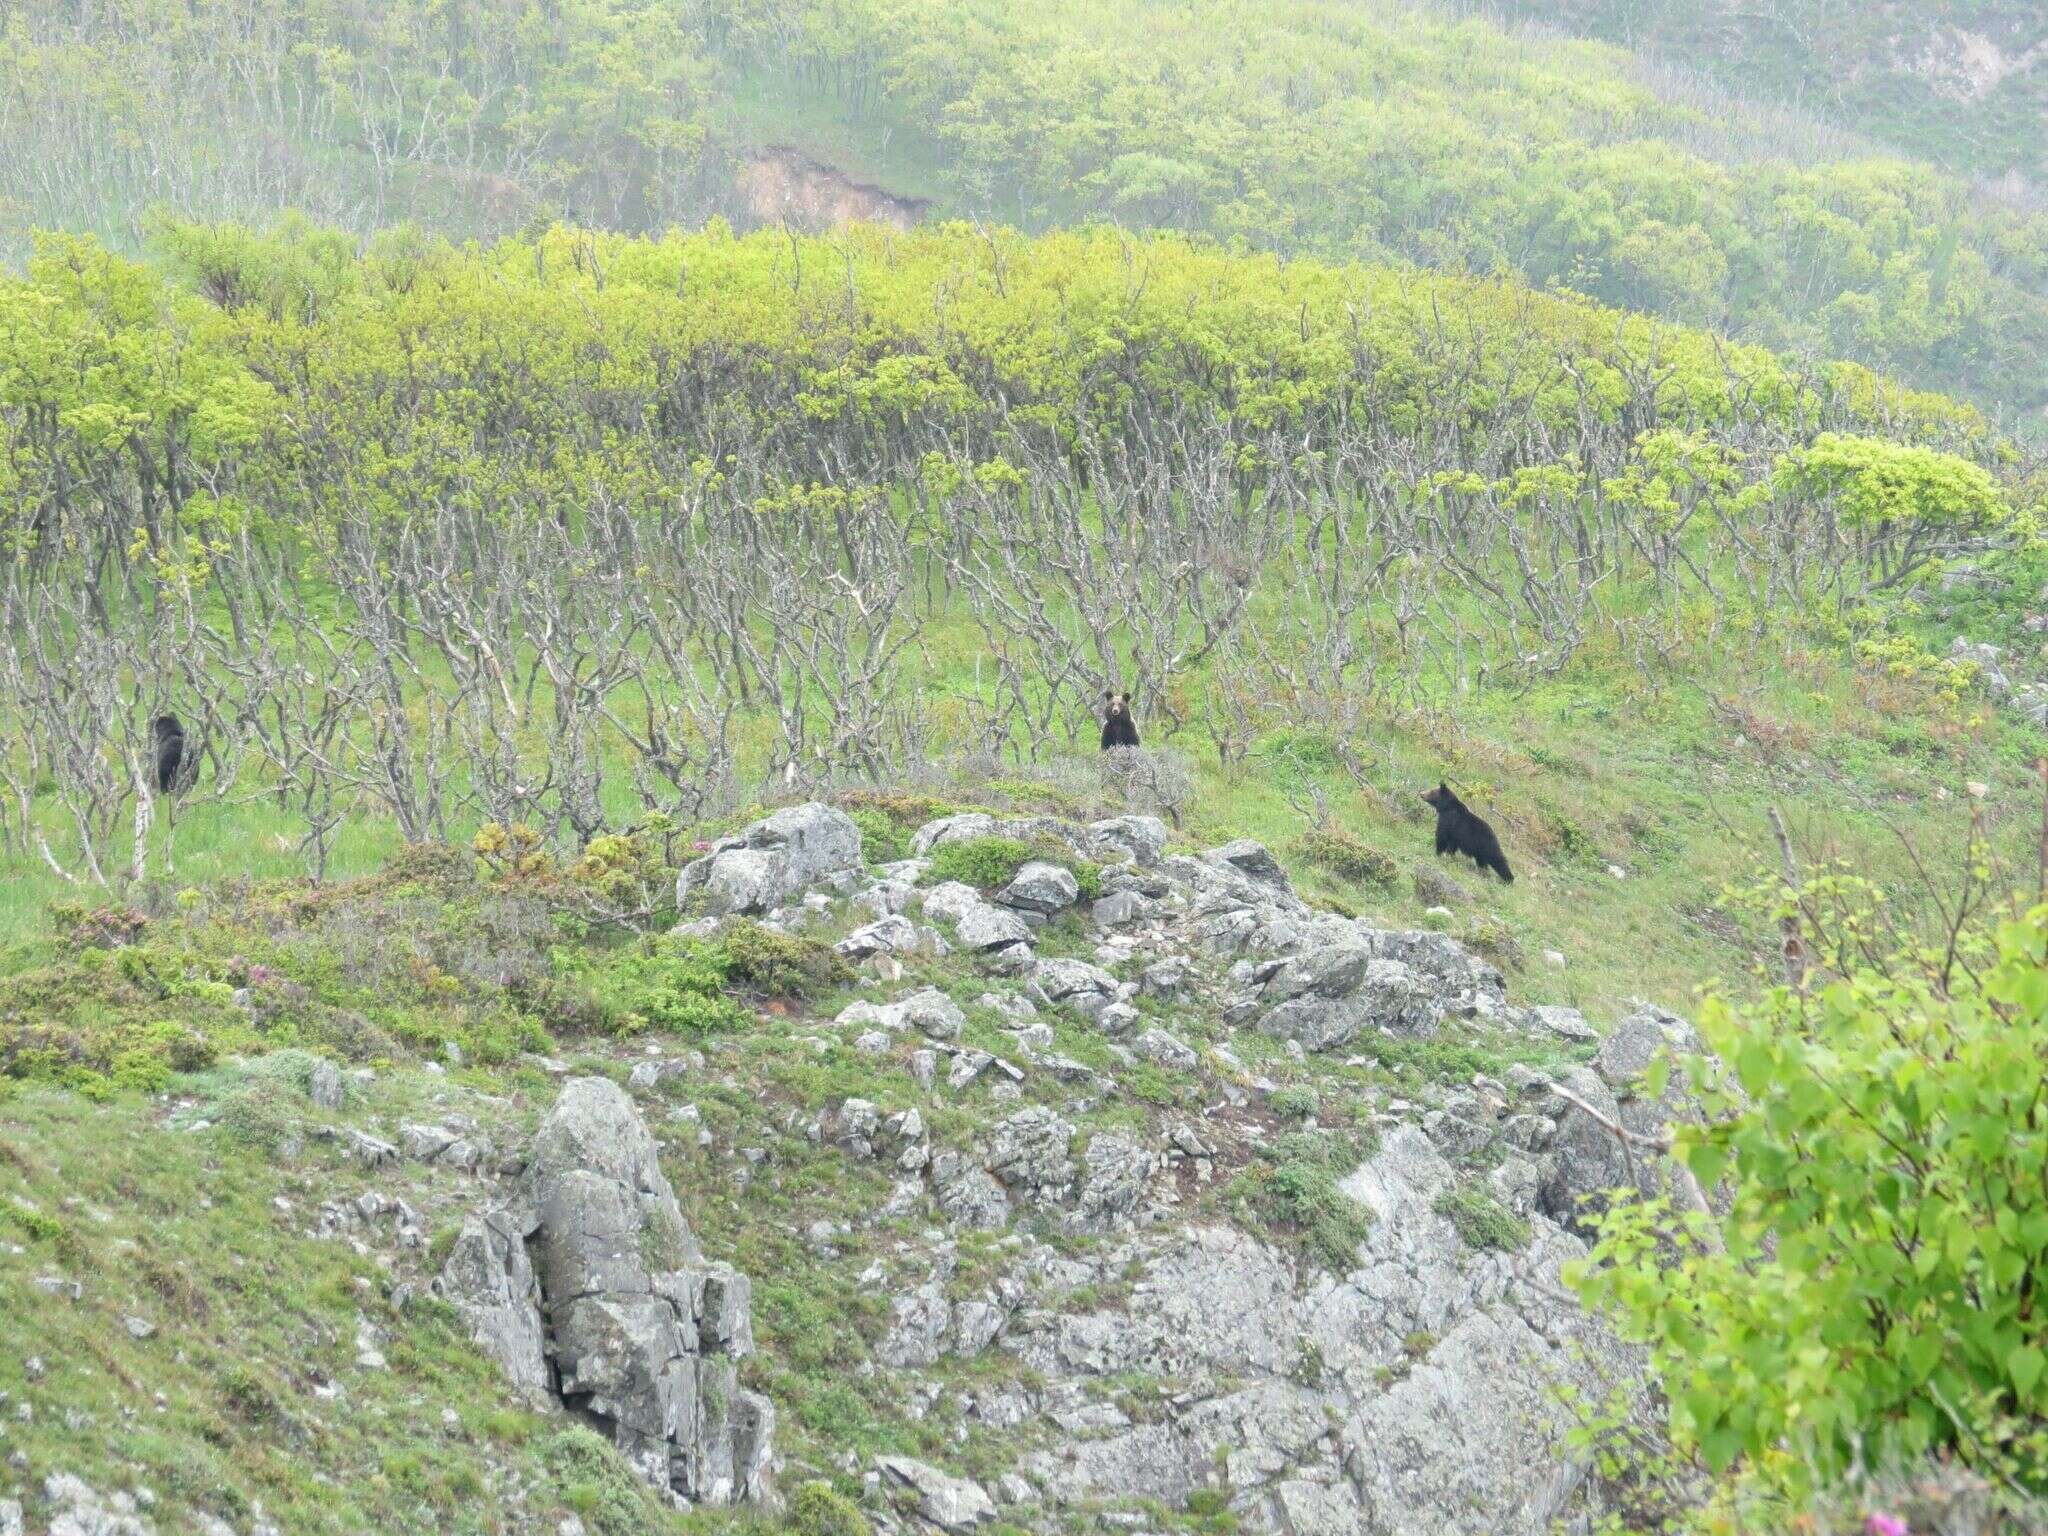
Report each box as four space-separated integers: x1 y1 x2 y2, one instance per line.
1866 1516 1908 1536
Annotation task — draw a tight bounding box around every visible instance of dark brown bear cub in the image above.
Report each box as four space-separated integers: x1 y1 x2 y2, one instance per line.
1100 691 1140 750
1422 781 1512 882
150 714 187 795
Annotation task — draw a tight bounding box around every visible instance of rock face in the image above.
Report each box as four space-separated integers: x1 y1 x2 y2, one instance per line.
877 1455 996 1531
998 861 1080 916
677 802 863 916
1220 929 1503 1050
452 806 1675 1534
436 1078 773 1508
998 1127 1636 1536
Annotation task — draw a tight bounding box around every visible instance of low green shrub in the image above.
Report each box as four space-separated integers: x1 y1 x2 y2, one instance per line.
1228 1127 1374 1272
1267 1085 1322 1121
789 1481 871 1536
541 1426 663 1536
1433 1182 1531 1252
924 835 1106 901
717 921 852 1001
837 790 953 865
215 1076 300 1154
1459 913 1524 972
1294 828 1398 888
847 808 910 865
555 937 748 1038
925 836 1037 890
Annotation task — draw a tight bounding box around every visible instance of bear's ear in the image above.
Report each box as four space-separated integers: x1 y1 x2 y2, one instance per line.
1438 780 1448 792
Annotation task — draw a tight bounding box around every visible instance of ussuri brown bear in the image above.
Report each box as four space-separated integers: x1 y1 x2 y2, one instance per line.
1422 781 1513 883
1099 691 1140 750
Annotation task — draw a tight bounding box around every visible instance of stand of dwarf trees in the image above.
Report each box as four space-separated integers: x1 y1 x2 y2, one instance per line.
0 221 2037 885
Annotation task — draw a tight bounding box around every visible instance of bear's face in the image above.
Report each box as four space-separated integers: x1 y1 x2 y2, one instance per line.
1104 692 1130 721
1421 782 1450 811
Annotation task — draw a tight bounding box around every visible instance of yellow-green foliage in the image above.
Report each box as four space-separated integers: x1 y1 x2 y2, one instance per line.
5 0 2044 417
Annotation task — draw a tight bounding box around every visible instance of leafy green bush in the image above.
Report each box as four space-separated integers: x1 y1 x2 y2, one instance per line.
1067 858 1106 902
1433 1182 1530 1252
923 835 1105 901
0 1196 70 1250
1267 1085 1322 1121
925 836 1038 890
215 1076 300 1154
789 1481 871 1536
554 922 844 1038
540 1426 664 1536
717 921 852 1002
1569 901 2048 1500
51 902 149 950
1228 1128 1374 1272
838 790 953 865
1294 828 1398 888
557 937 748 1039
1459 913 1524 972
847 808 910 866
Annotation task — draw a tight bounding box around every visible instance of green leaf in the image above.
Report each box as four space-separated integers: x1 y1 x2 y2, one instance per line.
2012 1345 2045 1400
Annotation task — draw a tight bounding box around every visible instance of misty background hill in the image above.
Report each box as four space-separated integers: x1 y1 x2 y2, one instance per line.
4 0 2045 427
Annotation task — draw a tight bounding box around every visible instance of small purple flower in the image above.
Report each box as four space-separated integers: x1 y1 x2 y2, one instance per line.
1866 1515 1908 1536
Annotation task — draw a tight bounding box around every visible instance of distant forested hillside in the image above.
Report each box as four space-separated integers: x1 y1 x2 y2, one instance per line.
3 0 2046 426
1479 0 2047 195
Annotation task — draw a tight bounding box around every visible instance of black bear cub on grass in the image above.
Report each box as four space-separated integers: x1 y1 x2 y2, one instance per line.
1422 781 1513 883
1100 691 1141 750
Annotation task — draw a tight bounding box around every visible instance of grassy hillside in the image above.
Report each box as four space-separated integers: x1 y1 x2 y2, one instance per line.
1 211 2046 1536
3 0 2046 426
0 217 2042 1005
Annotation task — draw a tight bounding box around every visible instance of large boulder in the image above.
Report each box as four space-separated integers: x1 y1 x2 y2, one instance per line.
1084 815 1170 867
1339 1311 1597 1535
998 860 1080 916
436 1212 551 1399
985 1106 1078 1204
1203 838 1292 891
1028 957 1124 1020
876 1456 996 1532
677 803 863 916
1538 1065 1636 1233
1066 1132 1157 1233
436 1078 773 1508
1236 946 1438 1050
1597 1001 1698 1090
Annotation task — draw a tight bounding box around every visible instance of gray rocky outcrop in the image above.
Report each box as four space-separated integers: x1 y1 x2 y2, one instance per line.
877 1455 996 1531
998 861 1080 916
486 806 1678 1532
435 1077 773 1508
677 802 863 916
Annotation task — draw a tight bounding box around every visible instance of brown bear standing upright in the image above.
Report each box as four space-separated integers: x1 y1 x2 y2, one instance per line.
1422 781 1513 882
1099 691 1140 749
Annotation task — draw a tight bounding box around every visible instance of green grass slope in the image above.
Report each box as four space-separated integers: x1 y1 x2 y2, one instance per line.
1 217 2045 1533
